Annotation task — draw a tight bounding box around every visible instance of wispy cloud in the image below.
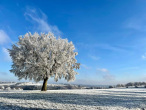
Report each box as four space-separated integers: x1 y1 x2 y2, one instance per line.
89 55 100 60
81 64 91 69
24 7 62 36
96 43 126 52
102 73 115 81
70 79 101 85
142 53 146 60
0 72 8 76
96 68 115 81
0 30 10 45
0 30 11 62
125 16 146 31
77 42 126 52
71 78 117 85
120 66 139 70
97 68 109 72
2 47 11 61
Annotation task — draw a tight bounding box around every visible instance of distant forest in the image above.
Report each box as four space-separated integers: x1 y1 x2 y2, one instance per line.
116 82 146 88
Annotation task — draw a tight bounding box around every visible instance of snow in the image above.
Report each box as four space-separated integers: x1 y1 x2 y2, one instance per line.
15 82 41 86
0 88 145 110
0 83 16 86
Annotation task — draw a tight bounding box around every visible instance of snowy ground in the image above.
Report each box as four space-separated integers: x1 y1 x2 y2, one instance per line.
0 88 145 110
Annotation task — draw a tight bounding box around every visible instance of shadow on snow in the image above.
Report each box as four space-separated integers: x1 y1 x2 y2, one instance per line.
0 90 145 109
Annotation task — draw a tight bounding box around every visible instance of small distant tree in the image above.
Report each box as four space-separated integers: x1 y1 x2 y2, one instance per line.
141 82 146 86
125 82 134 87
121 84 125 87
134 82 139 87
8 32 80 91
109 86 114 88
116 84 122 88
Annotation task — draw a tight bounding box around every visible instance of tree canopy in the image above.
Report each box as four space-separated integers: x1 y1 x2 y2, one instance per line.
8 32 80 91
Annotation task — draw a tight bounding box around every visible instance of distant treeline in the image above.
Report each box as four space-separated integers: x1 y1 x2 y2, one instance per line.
0 82 145 90
0 83 109 90
0 82 15 83
0 84 90 90
116 82 146 88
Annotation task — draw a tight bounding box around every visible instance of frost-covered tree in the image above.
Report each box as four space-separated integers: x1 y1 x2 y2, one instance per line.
8 32 80 91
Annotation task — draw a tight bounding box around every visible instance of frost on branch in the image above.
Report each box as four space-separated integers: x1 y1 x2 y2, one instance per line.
8 32 80 82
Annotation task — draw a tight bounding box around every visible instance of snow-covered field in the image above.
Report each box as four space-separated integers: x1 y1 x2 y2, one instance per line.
0 88 145 110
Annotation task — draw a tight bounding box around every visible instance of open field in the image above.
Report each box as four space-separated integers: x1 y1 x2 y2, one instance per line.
0 88 145 110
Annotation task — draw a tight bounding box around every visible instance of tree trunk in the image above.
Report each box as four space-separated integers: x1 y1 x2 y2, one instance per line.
41 77 48 91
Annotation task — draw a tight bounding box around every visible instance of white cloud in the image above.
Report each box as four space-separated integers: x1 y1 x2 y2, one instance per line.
81 64 91 69
96 43 126 52
77 42 126 52
70 79 101 85
2 47 11 61
71 78 117 85
0 30 10 44
96 68 115 81
120 66 139 70
24 7 62 36
142 53 146 60
97 68 109 72
89 55 100 60
103 73 114 81
125 16 146 31
0 30 11 62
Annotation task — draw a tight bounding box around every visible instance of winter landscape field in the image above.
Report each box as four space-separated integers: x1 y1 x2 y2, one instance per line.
1 1 146 110
0 88 145 110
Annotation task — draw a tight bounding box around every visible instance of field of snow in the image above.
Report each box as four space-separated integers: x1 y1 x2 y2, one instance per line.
0 88 145 110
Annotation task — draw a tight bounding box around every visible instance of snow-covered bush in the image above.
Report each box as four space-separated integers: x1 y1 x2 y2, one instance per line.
5 87 11 91
17 88 23 91
8 32 80 91
12 88 16 90
0 86 5 90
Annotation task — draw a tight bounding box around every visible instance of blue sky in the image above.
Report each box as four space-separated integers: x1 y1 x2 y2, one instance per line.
0 0 146 85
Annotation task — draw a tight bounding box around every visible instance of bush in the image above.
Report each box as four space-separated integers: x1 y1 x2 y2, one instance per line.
0 86 5 90
109 86 114 88
5 87 11 91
